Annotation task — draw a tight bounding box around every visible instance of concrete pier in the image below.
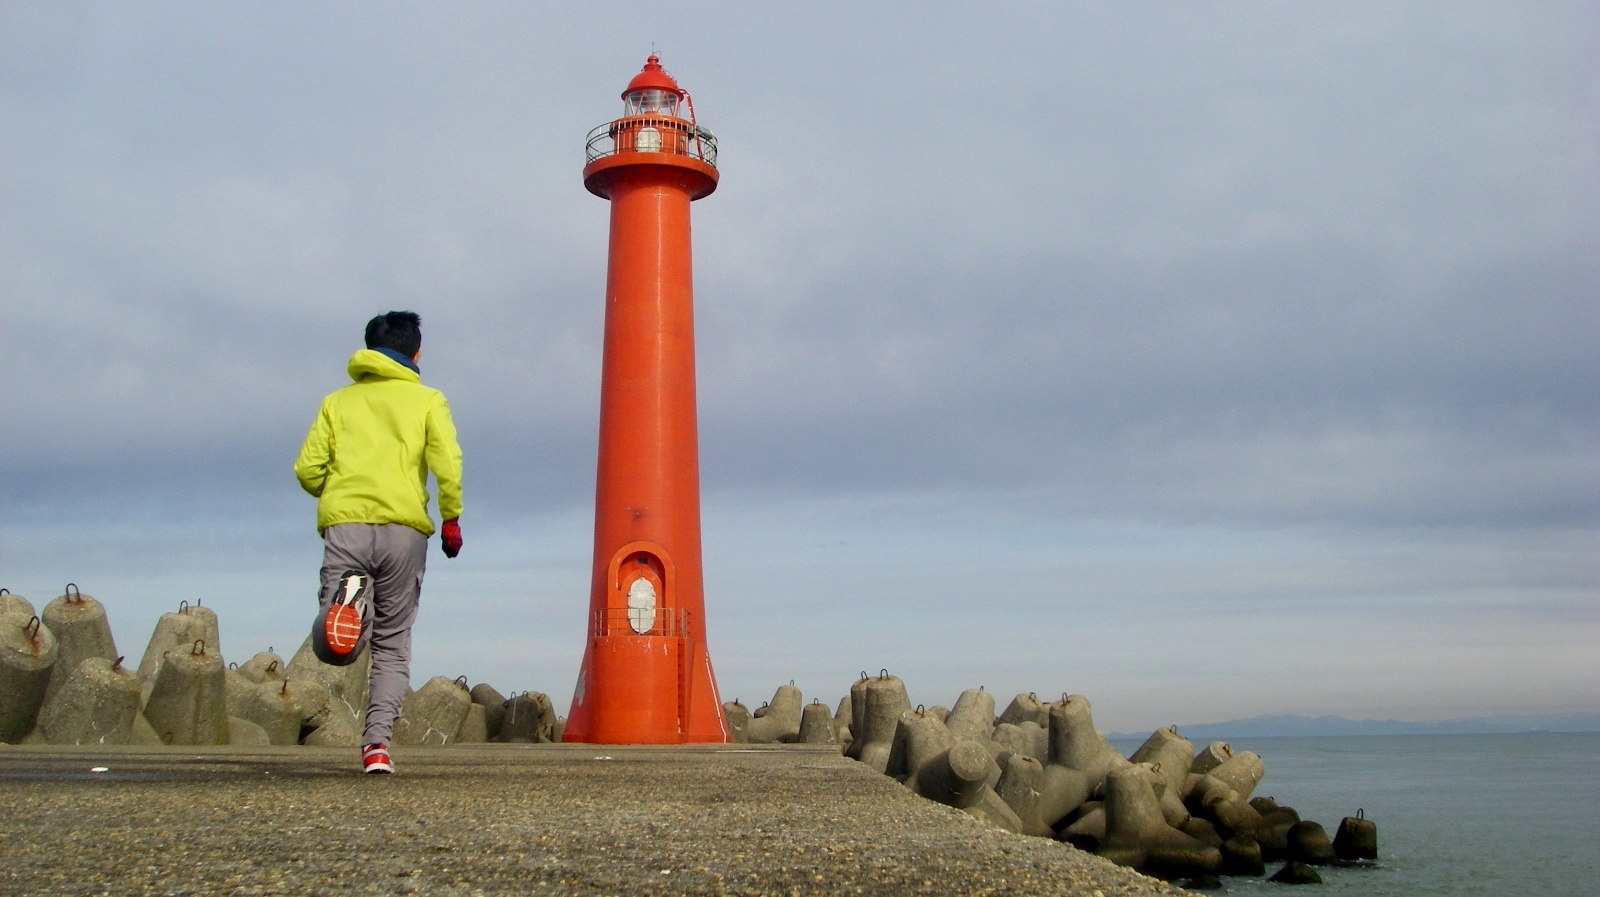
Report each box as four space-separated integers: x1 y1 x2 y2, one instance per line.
0 743 1195 896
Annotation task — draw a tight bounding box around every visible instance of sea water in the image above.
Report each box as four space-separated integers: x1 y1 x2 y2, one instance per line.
1109 732 1599 897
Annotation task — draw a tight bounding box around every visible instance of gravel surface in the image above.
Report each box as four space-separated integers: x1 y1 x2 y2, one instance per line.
0 743 1198 897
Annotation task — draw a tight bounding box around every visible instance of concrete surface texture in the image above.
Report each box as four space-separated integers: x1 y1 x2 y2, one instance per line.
0 743 1197 897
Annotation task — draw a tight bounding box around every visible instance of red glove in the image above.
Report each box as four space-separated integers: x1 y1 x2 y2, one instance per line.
441 518 462 558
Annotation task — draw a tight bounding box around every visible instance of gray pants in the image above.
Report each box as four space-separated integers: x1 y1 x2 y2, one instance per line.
318 522 428 747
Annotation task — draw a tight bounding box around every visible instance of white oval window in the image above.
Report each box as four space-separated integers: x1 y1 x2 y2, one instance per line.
635 126 662 153
627 577 657 634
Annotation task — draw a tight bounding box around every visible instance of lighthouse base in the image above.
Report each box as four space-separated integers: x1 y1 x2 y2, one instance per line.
564 636 728 744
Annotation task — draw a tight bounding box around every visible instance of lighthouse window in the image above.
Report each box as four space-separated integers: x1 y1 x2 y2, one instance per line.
635 127 662 152
624 89 680 117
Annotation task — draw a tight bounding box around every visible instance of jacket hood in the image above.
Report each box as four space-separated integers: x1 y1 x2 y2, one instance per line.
347 348 421 384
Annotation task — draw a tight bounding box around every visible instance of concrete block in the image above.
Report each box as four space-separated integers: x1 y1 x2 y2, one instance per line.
961 786 1026 834
0 613 59 744
1191 740 1233 775
499 691 557 743
831 695 851 743
1045 696 1129 790
1221 835 1265 876
1332 810 1378 861
886 709 950 783
722 700 750 744
797 701 837 744
745 683 802 744
1206 750 1265 800
36 656 140 745
1286 820 1337 865
853 674 911 774
392 676 472 746
303 710 360 746
1129 726 1196 798
40 585 118 707
285 634 371 729
995 753 1054 836
1097 764 1221 878
456 702 488 744
944 688 996 743
843 674 870 760
129 711 163 745
914 740 991 810
1268 861 1322 884
997 692 1048 727
235 652 286 685
142 640 228 746
238 680 303 746
0 590 35 617
470 683 507 738
227 715 272 746
136 607 211 682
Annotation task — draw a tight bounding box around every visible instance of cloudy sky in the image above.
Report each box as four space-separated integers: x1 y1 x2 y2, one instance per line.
2 2 1594 733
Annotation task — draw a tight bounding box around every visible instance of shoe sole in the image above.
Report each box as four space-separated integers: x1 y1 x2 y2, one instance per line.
323 572 369 656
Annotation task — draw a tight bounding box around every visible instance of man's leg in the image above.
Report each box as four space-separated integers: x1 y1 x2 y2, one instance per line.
317 523 377 629
361 523 428 748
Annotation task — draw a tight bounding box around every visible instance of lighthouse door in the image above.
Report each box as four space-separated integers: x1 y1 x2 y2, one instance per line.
627 575 657 633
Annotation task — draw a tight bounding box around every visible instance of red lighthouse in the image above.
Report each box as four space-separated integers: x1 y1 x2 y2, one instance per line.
563 55 728 744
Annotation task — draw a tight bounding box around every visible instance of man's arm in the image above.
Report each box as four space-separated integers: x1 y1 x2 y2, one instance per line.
293 403 335 497
425 392 464 521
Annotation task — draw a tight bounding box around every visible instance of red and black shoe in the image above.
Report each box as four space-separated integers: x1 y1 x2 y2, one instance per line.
361 743 393 774
311 570 369 666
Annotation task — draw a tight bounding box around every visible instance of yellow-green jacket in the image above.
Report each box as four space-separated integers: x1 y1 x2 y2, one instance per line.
294 349 463 537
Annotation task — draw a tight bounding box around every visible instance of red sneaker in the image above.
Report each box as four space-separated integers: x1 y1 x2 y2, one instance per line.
361 743 393 774
322 571 368 658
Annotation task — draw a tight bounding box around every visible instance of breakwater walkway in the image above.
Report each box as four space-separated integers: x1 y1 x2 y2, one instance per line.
1 743 1195 897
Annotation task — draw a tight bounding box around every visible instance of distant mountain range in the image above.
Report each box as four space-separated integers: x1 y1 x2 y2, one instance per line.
1109 712 1600 740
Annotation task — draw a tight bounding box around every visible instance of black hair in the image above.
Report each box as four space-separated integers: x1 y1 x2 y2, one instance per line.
365 311 422 357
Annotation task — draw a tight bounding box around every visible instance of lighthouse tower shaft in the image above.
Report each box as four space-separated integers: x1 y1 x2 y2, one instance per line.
564 56 727 744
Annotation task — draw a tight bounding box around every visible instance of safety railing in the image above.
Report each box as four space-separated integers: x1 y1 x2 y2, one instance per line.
585 116 718 168
590 606 691 638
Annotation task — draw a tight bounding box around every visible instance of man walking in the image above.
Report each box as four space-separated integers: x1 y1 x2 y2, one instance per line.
294 311 464 774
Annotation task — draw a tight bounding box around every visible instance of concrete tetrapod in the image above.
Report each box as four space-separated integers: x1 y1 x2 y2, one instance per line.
499 691 556 743
456 702 488 744
136 602 220 683
0 590 34 617
850 673 911 774
470 683 507 738
142 640 228 746
944 687 996 743
998 692 1048 727
1191 740 1234 775
722 700 750 743
285 634 371 732
0 613 58 743
1046 697 1120 777
797 700 837 744
235 652 286 685
392 676 473 746
995 753 1055 837
1333 810 1378 861
1286 820 1338 865
831 695 851 743
914 740 993 811
40 585 118 707
227 715 272 746
36 656 140 745
1097 764 1222 879
745 683 803 744
843 674 870 760
237 679 303 746
886 709 950 782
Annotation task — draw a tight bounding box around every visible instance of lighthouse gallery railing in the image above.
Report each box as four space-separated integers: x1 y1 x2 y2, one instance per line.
585 117 718 168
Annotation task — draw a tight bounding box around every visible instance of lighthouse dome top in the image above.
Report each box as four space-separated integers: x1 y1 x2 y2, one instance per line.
623 54 683 98
621 54 685 118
